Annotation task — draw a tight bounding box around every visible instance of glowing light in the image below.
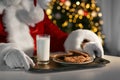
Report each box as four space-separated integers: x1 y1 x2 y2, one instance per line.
60 0 66 3
66 7 69 10
78 9 84 15
48 15 52 19
57 6 61 10
96 7 100 11
62 21 68 27
91 11 97 17
52 0 56 2
91 0 96 3
79 16 83 19
46 9 52 15
69 15 73 18
73 4 76 8
60 2 64 6
81 2 85 7
95 23 99 26
78 23 83 28
87 15 90 19
69 19 72 22
76 1 80 5
98 13 102 17
65 0 71 7
53 20 56 24
75 14 79 18
73 19 76 23
91 3 96 8
86 4 90 9
92 27 98 32
70 8 75 12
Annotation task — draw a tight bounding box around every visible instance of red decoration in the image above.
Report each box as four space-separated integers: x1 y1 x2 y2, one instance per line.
60 0 66 3
34 0 37 6
84 11 88 16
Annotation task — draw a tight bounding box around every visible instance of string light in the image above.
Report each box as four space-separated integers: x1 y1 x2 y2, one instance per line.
96 7 100 11
91 11 97 17
76 1 80 5
79 16 83 19
98 13 102 17
91 3 96 9
72 4 76 8
78 9 84 16
78 23 83 28
65 0 71 7
53 20 56 24
62 21 68 27
46 9 52 15
86 4 90 9
57 6 61 10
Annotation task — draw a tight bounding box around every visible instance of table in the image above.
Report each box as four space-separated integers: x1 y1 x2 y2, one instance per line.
0 55 120 80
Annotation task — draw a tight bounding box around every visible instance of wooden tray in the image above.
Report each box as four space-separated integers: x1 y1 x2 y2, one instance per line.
29 55 110 73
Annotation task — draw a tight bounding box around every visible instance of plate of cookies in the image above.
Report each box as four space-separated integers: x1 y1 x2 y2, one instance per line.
52 50 94 65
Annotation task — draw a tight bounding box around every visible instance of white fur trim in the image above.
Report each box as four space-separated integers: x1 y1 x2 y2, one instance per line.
38 0 51 9
21 0 32 11
3 5 34 57
2 0 21 7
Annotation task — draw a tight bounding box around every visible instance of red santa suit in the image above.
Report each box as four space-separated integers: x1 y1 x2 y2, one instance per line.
0 0 104 70
0 6 68 57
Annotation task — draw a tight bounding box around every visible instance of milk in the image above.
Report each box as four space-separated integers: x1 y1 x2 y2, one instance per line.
36 35 50 64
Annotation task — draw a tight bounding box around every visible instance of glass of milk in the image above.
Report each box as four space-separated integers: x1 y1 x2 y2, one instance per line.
36 34 50 64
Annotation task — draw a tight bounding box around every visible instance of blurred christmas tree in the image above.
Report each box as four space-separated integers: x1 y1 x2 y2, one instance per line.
46 0 105 41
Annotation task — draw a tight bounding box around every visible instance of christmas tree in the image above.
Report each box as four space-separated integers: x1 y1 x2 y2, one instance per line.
46 0 105 41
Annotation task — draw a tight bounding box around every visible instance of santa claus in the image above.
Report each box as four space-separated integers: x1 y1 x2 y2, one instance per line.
0 0 104 70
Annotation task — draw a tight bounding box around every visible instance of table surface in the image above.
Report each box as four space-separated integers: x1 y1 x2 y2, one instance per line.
0 55 120 80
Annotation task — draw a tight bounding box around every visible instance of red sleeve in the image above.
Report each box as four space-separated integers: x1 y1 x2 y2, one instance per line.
43 12 68 52
0 15 7 43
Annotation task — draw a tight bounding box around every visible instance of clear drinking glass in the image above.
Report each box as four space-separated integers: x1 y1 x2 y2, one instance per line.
36 34 50 64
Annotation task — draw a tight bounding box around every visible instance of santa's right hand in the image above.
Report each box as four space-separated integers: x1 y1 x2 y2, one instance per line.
3 48 35 70
82 42 104 58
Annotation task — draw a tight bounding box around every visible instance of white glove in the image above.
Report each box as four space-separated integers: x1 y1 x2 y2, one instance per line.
64 29 104 58
0 43 35 70
82 42 104 58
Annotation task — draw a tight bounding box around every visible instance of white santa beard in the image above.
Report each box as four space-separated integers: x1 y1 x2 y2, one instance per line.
3 6 34 57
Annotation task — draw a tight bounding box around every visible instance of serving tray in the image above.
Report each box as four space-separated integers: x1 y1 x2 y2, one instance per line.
29 55 110 73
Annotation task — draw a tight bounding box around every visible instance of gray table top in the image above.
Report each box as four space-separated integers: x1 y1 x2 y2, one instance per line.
0 55 120 80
